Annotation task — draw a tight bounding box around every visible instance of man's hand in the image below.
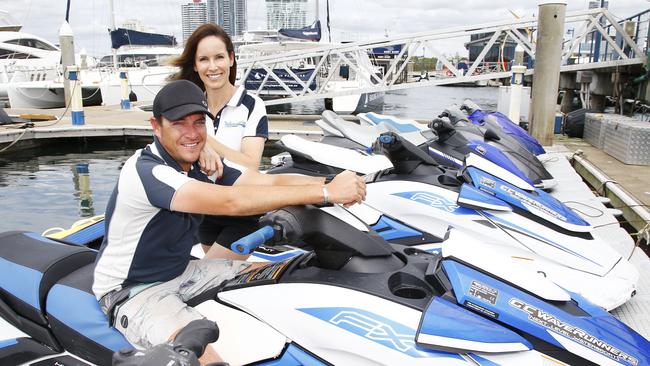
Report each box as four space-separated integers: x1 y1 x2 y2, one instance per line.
199 144 223 178
325 170 366 207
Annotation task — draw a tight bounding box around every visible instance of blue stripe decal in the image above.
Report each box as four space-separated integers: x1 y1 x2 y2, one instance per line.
468 353 502 366
47 284 132 352
364 113 420 132
483 212 599 266
371 216 422 240
23 232 64 245
0 338 18 348
252 250 305 262
392 191 476 215
299 307 464 360
0 257 43 309
427 147 463 167
61 221 105 245
258 343 326 366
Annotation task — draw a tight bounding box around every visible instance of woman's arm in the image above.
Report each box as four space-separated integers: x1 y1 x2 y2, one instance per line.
206 135 265 169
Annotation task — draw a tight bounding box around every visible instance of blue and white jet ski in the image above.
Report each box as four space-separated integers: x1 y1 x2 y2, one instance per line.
1 206 649 366
269 132 639 311
351 109 555 190
460 99 547 156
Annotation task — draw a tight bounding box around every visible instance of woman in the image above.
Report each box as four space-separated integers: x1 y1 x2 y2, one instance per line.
172 23 268 169
172 24 268 256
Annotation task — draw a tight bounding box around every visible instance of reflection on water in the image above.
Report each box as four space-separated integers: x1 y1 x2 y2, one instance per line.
0 86 498 234
0 143 138 234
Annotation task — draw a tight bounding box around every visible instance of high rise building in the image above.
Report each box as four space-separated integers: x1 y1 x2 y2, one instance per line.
206 0 247 37
266 0 309 30
207 0 218 25
181 0 207 44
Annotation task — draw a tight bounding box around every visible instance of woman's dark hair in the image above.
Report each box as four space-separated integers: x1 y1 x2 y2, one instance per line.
171 23 237 89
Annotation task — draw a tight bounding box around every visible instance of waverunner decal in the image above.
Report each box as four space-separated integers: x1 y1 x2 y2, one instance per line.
482 212 600 266
508 299 639 366
298 307 463 359
444 260 650 366
499 185 567 222
467 167 590 230
392 192 475 215
427 147 464 167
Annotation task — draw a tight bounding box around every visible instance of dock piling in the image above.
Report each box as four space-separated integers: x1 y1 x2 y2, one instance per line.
120 69 131 110
58 21 75 108
530 2 566 146
68 65 85 126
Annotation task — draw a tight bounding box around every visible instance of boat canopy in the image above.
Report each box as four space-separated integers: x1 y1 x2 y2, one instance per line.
278 21 321 42
110 28 177 50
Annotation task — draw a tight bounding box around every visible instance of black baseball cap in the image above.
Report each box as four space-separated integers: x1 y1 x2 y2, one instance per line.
153 80 214 121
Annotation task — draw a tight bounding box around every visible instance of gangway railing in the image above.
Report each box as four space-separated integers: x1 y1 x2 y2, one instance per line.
235 8 648 106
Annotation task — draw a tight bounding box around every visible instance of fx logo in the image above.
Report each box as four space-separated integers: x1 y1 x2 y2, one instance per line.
298 307 453 359
394 191 459 213
330 311 415 352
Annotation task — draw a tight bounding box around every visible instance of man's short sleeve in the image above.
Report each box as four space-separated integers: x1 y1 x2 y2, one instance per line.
135 159 193 210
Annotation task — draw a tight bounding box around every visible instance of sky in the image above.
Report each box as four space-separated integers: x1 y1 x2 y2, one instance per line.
1 0 647 57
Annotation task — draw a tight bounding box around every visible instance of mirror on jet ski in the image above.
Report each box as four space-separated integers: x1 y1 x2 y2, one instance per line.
428 117 456 142
483 127 501 142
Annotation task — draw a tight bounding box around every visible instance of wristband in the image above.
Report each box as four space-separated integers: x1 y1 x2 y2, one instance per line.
322 185 330 205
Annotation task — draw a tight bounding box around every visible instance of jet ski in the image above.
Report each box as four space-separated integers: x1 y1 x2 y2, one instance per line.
460 99 547 156
268 132 639 311
1 206 648 366
355 109 555 190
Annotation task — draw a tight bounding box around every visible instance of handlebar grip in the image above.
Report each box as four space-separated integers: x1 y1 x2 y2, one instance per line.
378 134 395 144
230 226 275 255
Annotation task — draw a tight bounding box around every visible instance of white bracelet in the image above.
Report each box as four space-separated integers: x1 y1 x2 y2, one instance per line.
322 185 330 205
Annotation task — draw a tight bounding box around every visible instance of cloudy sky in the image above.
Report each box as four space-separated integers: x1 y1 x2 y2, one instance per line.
2 0 647 57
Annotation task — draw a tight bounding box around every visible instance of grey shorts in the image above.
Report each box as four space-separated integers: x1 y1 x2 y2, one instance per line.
112 258 249 350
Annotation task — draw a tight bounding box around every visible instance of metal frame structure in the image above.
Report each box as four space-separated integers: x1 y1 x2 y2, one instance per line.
235 8 648 106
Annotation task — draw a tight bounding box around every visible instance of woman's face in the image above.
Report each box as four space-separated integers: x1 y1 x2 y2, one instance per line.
194 35 233 91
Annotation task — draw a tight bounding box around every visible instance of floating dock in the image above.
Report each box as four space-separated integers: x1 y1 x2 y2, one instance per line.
0 104 330 153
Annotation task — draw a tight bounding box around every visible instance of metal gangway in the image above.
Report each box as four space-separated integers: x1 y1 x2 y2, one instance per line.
237 7 648 107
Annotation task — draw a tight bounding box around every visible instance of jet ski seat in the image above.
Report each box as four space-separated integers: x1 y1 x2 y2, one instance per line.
47 263 133 365
0 231 132 365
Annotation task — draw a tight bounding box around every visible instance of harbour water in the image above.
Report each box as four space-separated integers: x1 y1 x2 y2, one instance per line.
0 85 499 234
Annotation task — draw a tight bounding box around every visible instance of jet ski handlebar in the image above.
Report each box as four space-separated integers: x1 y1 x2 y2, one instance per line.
113 319 224 366
232 206 397 264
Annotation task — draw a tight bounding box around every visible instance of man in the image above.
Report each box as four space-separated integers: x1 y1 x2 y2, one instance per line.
93 80 365 364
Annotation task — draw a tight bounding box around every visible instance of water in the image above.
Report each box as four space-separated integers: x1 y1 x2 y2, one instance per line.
0 86 498 234
0 143 138 234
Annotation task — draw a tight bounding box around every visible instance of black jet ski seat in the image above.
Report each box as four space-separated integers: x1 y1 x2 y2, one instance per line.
0 231 132 365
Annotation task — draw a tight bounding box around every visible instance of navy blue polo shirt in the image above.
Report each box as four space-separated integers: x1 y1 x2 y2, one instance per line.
92 138 241 298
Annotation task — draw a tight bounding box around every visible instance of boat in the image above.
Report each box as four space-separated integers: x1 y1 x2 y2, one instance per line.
6 27 180 109
0 11 61 99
